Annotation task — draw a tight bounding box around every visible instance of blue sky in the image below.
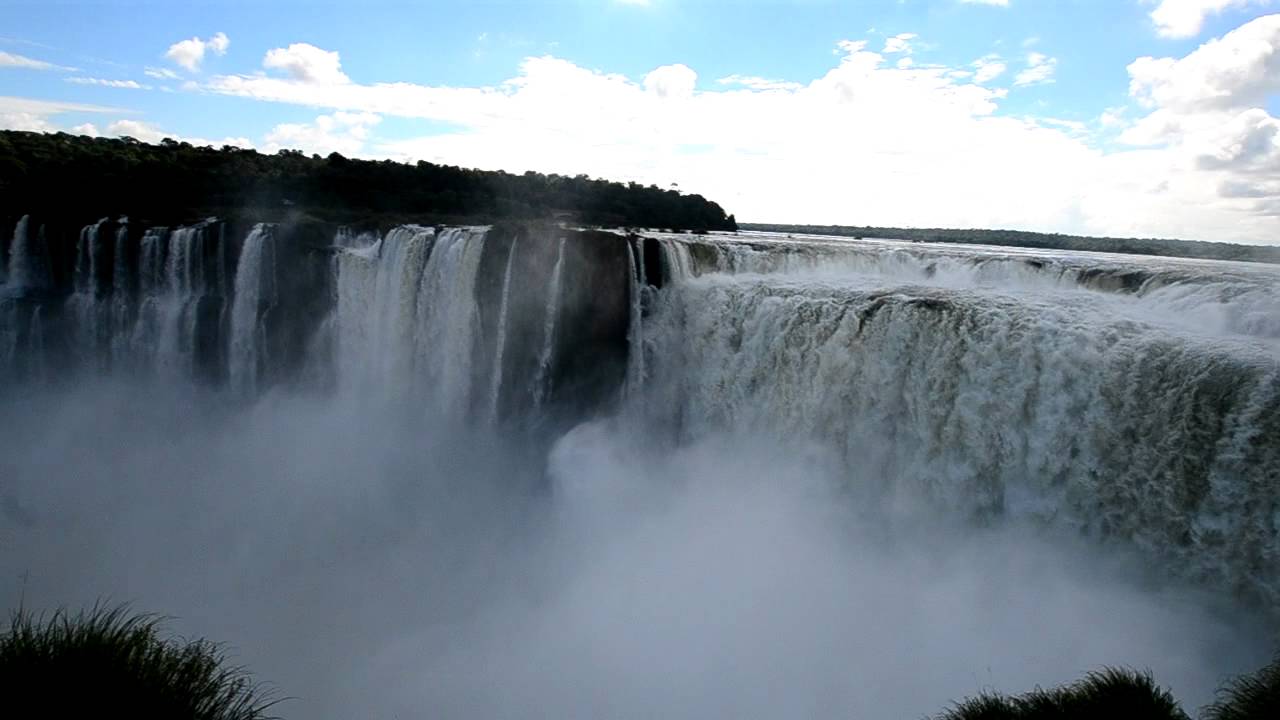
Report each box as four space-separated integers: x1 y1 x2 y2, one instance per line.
1 0 1279 242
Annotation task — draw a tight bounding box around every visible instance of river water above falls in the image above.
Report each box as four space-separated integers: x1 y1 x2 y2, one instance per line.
0 217 1276 719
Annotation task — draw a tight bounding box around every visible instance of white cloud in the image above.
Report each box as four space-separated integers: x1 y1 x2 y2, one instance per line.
263 43 349 84
1128 14 1280 112
144 66 181 80
1099 106 1129 128
1120 14 1280 222
182 30 1279 243
958 0 1010 6
66 77 150 90
105 118 253 149
643 64 697 98
1013 52 1057 86
0 50 72 71
972 54 1007 84
264 111 381 156
882 33 918 54
1149 0 1268 39
0 95 123 132
70 123 100 136
165 32 230 72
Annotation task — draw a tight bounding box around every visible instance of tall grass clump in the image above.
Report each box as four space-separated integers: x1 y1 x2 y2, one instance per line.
933 667 1189 720
1201 655 1280 720
0 604 278 720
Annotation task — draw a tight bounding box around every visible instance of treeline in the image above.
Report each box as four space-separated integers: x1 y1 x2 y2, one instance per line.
0 131 736 232
745 223 1280 265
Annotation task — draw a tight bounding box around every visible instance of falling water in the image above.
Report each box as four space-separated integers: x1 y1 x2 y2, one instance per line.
229 224 276 396
531 238 566 411
6 215 48 293
487 236 519 423
414 228 488 416
624 237 646 400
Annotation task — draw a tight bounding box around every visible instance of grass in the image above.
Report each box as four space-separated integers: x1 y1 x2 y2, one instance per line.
933 668 1190 720
0 604 279 720
1201 655 1280 720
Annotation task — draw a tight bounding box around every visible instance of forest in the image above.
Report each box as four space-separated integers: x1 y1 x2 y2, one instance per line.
0 131 737 232
745 223 1280 265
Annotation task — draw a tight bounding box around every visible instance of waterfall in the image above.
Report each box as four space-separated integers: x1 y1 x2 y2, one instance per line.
229 224 276 396
624 237 646 400
638 266 1280 607
335 225 437 395
414 228 487 416
6 216 49 293
68 219 111 368
110 222 134 366
531 238 567 411
657 237 695 283
487 236 519 423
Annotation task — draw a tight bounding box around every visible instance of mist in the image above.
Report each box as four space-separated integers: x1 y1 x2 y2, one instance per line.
0 378 1267 720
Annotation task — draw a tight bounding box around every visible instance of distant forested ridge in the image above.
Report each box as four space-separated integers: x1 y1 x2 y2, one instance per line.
0 131 736 231
744 223 1280 265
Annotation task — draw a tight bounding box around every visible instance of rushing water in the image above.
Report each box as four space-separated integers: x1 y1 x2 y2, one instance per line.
0 218 1277 719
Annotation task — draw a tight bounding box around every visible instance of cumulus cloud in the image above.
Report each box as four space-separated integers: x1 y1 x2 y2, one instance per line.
1122 14 1280 220
643 64 697 99
1149 0 1268 38
263 43 349 84
186 28 1280 243
264 111 381 156
66 77 150 90
165 32 229 72
1013 52 1057 86
1128 14 1280 112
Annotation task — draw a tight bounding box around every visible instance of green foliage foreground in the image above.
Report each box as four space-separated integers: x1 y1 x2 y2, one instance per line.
933 668 1189 720
0 605 278 720
3 603 1277 719
935 660 1280 720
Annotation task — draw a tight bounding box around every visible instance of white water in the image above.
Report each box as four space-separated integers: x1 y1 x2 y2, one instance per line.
335 226 490 414
67 219 110 368
634 233 1280 609
624 237 646 400
487 236 519 423
2 221 1279 719
531 238 567 411
230 224 276 396
5 215 46 292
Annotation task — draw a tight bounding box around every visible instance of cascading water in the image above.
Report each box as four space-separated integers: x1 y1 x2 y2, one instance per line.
623 237 646 400
633 238 1280 609
4 216 1278 613
229 224 276 396
531 238 567 411
487 236 519 423
6 215 49 293
67 219 111 368
4 217 1280 717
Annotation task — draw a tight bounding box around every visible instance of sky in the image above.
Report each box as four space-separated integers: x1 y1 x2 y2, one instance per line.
0 0 1278 243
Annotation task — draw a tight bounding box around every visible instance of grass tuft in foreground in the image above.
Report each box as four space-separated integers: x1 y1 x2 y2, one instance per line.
1201 655 1280 720
0 604 278 720
934 667 1189 720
